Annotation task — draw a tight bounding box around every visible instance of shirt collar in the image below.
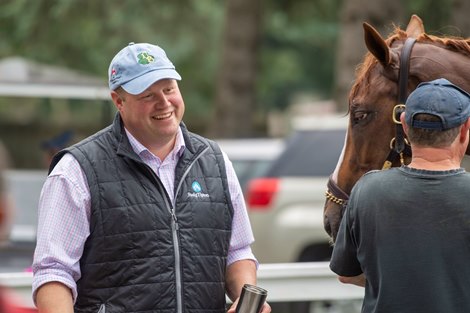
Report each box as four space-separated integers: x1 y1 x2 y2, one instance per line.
125 127 186 160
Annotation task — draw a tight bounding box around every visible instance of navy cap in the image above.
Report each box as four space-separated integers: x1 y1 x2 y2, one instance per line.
108 42 181 95
40 131 73 150
405 78 470 130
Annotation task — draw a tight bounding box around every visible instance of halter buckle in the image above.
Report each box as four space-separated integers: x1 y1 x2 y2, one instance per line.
382 160 392 170
392 104 406 124
389 137 410 150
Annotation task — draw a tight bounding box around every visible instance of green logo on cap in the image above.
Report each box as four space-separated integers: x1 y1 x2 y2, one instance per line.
137 52 155 65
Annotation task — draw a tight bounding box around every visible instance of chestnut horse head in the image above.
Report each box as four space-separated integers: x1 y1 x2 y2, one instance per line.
324 15 470 241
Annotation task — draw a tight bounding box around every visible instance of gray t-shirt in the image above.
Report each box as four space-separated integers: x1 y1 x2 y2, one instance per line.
330 166 470 313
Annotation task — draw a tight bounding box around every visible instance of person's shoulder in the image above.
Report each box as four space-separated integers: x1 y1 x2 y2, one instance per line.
362 169 382 178
353 168 401 192
362 167 403 179
184 128 220 154
358 168 389 183
49 152 81 177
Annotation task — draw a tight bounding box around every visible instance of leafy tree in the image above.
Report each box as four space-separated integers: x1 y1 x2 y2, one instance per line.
260 0 341 111
1 0 464 141
0 0 224 133
334 0 404 112
451 0 470 36
209 0 262 138
1 0 345 139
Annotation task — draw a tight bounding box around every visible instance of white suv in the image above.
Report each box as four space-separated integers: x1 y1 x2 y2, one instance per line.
216 138 284 194
246 120 347 263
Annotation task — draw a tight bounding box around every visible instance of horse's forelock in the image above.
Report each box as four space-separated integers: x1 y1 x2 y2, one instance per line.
348 57 377 111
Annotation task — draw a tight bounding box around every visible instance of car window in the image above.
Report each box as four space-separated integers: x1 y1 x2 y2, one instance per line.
216 138 284 190
231 159 274 191
264 129 346 177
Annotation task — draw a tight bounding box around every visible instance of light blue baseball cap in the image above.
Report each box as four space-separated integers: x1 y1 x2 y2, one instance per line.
108 42 181 95
405 78 470 130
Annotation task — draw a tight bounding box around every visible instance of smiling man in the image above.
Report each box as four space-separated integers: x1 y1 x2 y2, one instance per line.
32 43 270 313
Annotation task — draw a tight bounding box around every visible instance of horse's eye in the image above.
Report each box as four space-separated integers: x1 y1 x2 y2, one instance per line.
352 111 368 123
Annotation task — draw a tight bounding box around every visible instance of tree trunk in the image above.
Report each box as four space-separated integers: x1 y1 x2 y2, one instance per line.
333 0 404 112
451 0 470 37
209 0 262 138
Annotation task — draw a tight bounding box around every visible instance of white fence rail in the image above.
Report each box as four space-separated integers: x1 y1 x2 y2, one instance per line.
0 262 364 308
257 262 363 302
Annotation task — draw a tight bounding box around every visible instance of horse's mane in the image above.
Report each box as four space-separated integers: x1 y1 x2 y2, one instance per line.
350 26 470 106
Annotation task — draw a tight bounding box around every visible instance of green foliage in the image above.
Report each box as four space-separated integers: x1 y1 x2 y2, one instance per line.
405 0 452 34
259 0 341 110
0 0 223 121
0 0 465 167
0 0 462 124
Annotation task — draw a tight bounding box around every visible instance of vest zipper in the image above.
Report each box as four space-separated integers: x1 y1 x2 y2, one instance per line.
174 146 210 206
139 161 183 313
171 212 181 313
172 146 209 313
97 303 106 313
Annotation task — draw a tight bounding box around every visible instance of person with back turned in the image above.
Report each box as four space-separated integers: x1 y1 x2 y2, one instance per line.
32 42 271 313
330 78 470 313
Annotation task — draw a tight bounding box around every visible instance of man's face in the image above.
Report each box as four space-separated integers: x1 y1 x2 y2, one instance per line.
112 79 185 150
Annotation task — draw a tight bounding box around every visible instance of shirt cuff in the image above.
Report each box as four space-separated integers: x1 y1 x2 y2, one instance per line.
227 246 259 269
32 272 78 306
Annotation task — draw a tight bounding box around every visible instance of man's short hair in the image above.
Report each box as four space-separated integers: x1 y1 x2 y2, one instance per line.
406 113 460 147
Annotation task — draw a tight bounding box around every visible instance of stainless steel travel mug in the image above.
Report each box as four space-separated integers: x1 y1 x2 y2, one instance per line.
235 284 268 313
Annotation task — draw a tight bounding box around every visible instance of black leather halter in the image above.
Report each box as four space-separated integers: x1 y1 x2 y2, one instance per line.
325 37 417 209
382 37 416 169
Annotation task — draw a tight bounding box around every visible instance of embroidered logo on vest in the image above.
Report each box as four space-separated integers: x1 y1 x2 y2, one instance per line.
192 181 202 193
188 181 209 199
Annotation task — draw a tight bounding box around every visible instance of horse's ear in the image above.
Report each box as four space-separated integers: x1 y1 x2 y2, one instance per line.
405 14 425 38
363 22 391 67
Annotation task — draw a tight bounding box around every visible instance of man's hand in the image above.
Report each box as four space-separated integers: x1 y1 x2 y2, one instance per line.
338 273 366 287
225 259 271 313
227 297 271 313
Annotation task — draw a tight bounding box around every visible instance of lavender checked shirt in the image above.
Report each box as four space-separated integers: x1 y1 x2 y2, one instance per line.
32 128 256 303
